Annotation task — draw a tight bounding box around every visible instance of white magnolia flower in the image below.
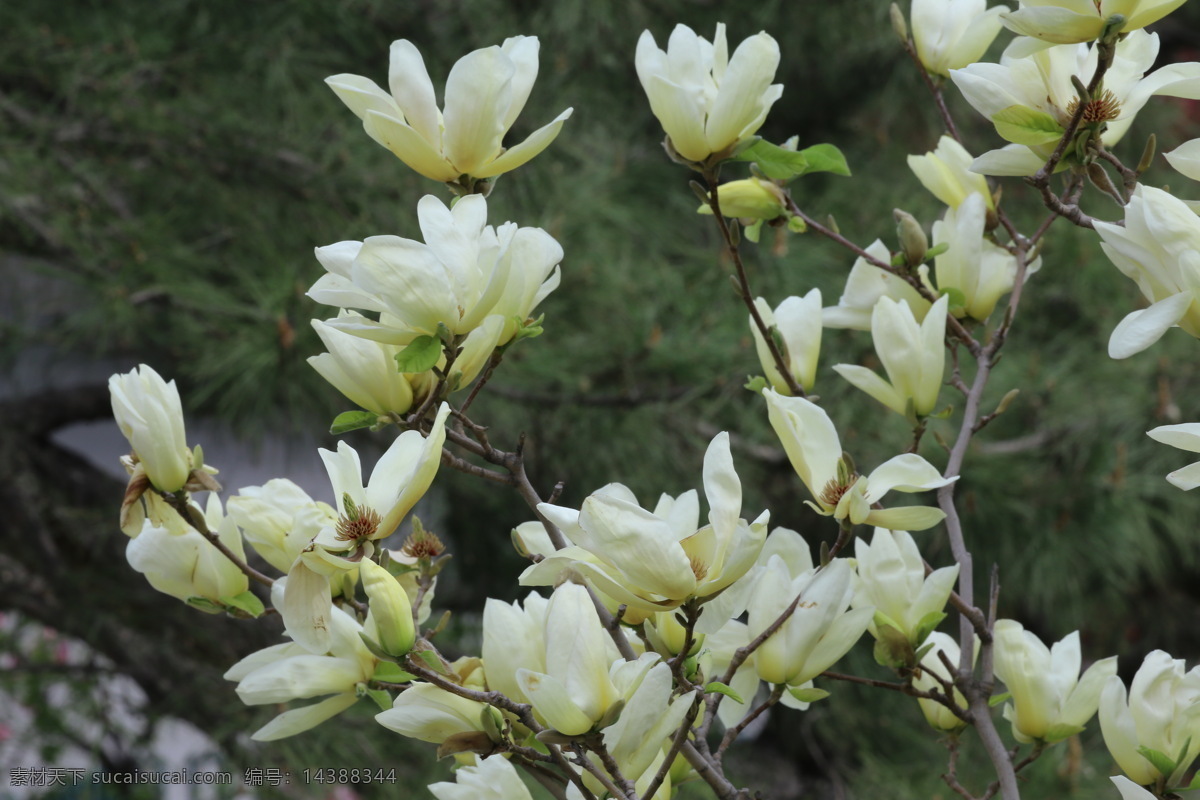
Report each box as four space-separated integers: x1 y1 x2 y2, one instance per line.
636 23 782 163
519 432 767 616
429 755 534 800
109 364 194 493
908 136 994 210
1093 185 1200 358
823 240 932 330
482 592 549 705
852 528 959 651
126 494 248 604
912 0 1009 76
764 389 956 531
952 32 1200 176
992 620 1117 743
326 37 571 183
227 479 337 574
377 683 497 744
1002 0 1187 45
834 294 949 418
1100 650 1200 786
750 290 822 394
1146 423 1200 489
308 195 561 347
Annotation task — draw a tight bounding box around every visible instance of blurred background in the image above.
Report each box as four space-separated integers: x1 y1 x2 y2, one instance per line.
3 0 1200 797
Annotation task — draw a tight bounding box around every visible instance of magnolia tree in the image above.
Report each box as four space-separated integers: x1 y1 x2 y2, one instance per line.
105 3 1200 799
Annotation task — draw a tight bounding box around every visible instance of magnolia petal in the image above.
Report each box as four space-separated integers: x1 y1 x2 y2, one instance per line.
1147 423 1200 453
970 144 1047 177
387 40 441 146
1000 7 1102 44
864 505 947 531
866 454 955 499
1164 460 1200 490
251 693 359 741
1060 655 1118 728
324 75 400 123
363 111 457 182
517 668 597 736
1100 676 1159 785
643 73 710 162
1108 291 1195 359
473 108 574 179
1110 776 1158 800
703 432 741 538
1165 138 1200 181
442 47 514 176
235 654 362 704
578 495 696 599
792 605 874 685
282 560 334 654
762 389 842 500
832 364 905 415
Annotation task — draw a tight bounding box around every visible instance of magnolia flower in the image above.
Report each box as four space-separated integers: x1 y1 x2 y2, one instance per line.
359 558 415 658
952 32 1200 176
912 632 974 731
227 479 338 574
635 23 782 163
519 432 768 617
377 683 499 744
750 290 822 394
823 240 932 330
931 193 1033 321
326 37 571 183
126 494 248 605
1146 424 1200 489
226 600 376 740
1165 138 1200 181
834 294 949 418
992 620 1117 743
1100 650 1200 786
764 389 955 531
911 0 1009 76
308 195 562 347
748 556 872 687
429 756 534 800
481 592 548 705
908 136 993 210
1002 0 1188 45
109 364 194 493
851 528 959 659
1094 186 1200 358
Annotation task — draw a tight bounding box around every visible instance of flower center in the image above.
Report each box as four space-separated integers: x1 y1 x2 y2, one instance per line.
689 556 709 582
402 527 446 560
335 505 381 542
819 475 858 509
1066 90 1121 124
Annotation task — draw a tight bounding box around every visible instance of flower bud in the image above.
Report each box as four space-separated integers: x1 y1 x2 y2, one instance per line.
361 558 416 658
894 209 928 268
109 364 194 493
701 178 787 221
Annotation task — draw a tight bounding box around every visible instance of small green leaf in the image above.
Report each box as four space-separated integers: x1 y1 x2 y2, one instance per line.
416 649 448 674
735 140 809 180
925 242 950 259
331 410 377 435
1136 746 1177 777
371 661 417 683
912 611 947 649
872 623 915 669
744 219 764 243
512 313 545 341
359 632 401 663
988 692 1011 708
704 681 745 705
939 286 968 315
185 597 224 614
787 214 807 233
797 144 851 176
221 591 265 618
394 335 443 373
744 375 769 393
787 686 831 704
992 106 1065 146
365 688 393 713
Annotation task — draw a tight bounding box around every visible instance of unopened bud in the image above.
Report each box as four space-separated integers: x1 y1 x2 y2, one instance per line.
361 558 416 658
1137 133 1156 175
700 178 787 221
894 209 928 268
890 3 909 44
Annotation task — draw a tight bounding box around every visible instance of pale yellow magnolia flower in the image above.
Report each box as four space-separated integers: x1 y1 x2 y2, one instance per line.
833 294 949 418
912 632 974 731
1100 650 1200 786
993 620 1117 743
851 528 959 649
109 364 193 493
912 0 1009 76
429 756 535 800
377 683 498 744
1094 186 1200 358
227 479 338 574
908 135 993 210
750 290 822 394
763 389 955 531
1002 0 1187 45
822 240 932 330
359 558 415 658
636 23 782 163
326 37 571 183
482 593 548 705
126 494 248 604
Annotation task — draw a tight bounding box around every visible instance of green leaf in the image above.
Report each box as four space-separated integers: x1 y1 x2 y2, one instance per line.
512 313 545 341
872 623 915 669
798 144 851 176
185 597 224 614
912 611 947 649
988 692 1011 708
221 591 265 618
925 242 950 259
416 649 448 674
704 681 745 705
787 686 831 704
359 632 401 663
939 286 968 316
1137 746 1177 777
371 661 417 683
330 410 377 435
744 375 769 393
735 140 809 180
992 106 1065 146
744 219 764 243
365 688 393 713
394 335 442 373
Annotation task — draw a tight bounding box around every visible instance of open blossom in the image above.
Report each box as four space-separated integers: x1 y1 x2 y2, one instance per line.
764 389 955 531
226 479 337 574
822 240 932 330
951 32 1200 176
636 23 782 163
326 37 571 183
308 195 562 346
911 0 1009 76
833 295 949 418
519 432 768 617
1002 0 1188 45
1094 186 1200 358
750 290 822 394
992 620 1117 743
1100 650 1200 786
